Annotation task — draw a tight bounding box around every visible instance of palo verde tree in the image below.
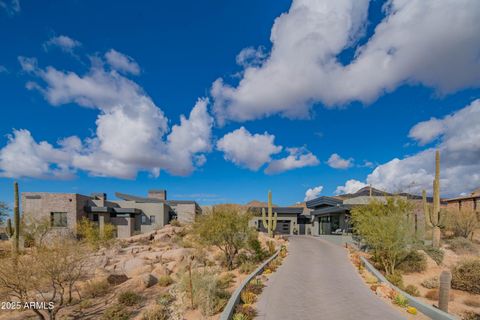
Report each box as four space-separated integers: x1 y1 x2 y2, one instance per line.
192 204 256 270
351 197 414 275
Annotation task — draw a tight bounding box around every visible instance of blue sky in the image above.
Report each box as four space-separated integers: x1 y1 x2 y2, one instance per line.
1 0 479 207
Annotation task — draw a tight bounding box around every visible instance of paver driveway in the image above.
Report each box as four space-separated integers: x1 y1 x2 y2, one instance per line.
255 236 406 320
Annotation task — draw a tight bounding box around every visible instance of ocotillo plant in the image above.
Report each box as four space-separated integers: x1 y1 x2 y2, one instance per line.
13 181 20 253
262 190 277 237
423 150 443 248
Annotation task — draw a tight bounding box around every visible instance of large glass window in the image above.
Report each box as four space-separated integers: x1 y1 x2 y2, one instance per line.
150 215 156 224
51 212 68 227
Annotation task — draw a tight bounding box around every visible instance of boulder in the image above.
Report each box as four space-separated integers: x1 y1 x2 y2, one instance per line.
162 248 190 263
142 274 157 288
154 233 171 242
152 264 168 277
122 257 150 277
107 274 129 286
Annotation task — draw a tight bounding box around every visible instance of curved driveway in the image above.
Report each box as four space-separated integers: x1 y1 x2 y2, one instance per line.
255 236 405 320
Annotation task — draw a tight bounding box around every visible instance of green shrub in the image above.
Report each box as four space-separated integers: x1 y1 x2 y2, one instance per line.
393 293 409 307
232 313 249 320
117 290 142 306
452 259 480 294
77 217 116 248
235 304 257 320
404 284 420 297
245 280 264 295
422 246 444 265
178 268 230 316
218 273 235 288
156 292 175 307
386 272 404 289
396 251 427 273
83 279 111 298
421 276 439 289
248 238 267 262
157 275 173 287
239 261 257 274
142 305 168 320
101 304 131 320
448 237 479 255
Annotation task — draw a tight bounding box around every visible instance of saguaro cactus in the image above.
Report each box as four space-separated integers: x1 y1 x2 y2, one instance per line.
13 181 20 253
423 150 443 248
6 218 13 238
439 270 452 312
262 190 277 237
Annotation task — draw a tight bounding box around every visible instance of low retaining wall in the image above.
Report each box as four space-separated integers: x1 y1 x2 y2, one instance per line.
219 249 280 320
360 256 458 320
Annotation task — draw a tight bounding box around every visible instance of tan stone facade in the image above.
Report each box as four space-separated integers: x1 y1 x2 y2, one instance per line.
445 187 480 212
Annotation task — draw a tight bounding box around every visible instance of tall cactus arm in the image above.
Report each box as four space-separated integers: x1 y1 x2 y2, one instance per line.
6 218 13 238
13 181 20 252
272 211 277 231
422 190 433 227
261 208 268 229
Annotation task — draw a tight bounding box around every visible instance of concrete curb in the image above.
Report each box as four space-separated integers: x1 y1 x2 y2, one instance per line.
219 249 280 320
360 256 458 320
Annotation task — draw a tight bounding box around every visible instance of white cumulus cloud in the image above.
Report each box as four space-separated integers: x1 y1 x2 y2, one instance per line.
105 49 140 75
216 127 282 171
265 147 319 174
0 52 213 179
327 153 353 169
304 185 323 201
335 179 368 195
212 0 480 124
339 99 480 196
43 35 81 53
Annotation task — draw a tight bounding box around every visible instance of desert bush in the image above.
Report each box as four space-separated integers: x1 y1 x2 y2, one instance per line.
386 271 404 289
445 208 479 239
266 240 276 255
0 238 92 320
117 290 142 306
351 197 414 275
421 276 439 289
235 304 257 320
219 272 235 288
101 304 131 320
158 275 173 287
232 313 249 320
240 261 257 274
393 293 409 307
448 237 479 255
248 238 268 262
142 305 168 320
77 217 116 248
178 268 230 316
422 246 444 265
452 259 480 294
170 219 181 227
462 311 480 320
245 280 264 295
83 279 111 298
404 284 420 297
464 298 480 308
363 271 378 284
396 251 427 273
193 205 256 270
425 289 455 301
240 290 257 304
157 292 175 306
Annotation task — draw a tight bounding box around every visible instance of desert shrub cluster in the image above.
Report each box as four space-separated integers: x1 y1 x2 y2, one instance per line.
451 259 480 294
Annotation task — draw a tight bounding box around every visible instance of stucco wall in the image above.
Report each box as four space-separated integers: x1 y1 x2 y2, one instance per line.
171 203 197 223
113 200 170 232
22 193 89 233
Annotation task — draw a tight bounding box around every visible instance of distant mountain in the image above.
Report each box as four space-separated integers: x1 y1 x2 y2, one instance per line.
245 200 278 207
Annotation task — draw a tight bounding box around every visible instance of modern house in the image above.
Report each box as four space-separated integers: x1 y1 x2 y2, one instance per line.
306 187 432 236
444 187 480 213
248 206 309 235
22 189 201 238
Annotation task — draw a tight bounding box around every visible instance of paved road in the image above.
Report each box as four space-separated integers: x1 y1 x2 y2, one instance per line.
255 236 405 320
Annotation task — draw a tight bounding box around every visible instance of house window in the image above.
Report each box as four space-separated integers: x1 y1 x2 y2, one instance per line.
150 215 156 224
141 215 148 224
51 212 68 227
